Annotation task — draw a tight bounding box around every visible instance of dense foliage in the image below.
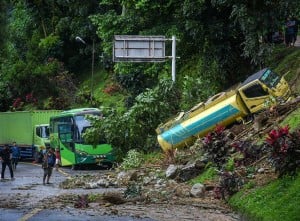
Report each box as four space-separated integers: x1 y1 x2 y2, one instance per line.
0 1 299 158
84 79 180 159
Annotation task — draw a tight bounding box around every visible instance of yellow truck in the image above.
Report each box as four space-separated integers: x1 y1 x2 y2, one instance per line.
156 68 291 152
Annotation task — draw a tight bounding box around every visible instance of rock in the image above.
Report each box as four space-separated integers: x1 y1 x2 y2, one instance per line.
253 114 268 131
247 174 255 179
174 185 191 197
156 179 164 185
143 176 153 185
102 192 126 205
167 179 178 187
166 164 181 179
154 179 167 189
85 182 98 189
96 178 109 187
176 160 205 182
190 183 205 197
117 170 138 185
257 168 265 173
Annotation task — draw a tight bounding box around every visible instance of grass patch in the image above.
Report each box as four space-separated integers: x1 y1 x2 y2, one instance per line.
93 70 126 112
280 107 300 131
271 47 300 78
271 47 300 95
75 67 126 112
189 165 218 184
229 173 300 221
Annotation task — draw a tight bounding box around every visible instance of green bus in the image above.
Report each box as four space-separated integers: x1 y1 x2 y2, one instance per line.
49 108 114 167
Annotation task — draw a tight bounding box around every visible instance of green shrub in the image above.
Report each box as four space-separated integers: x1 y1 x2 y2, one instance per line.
225 157 235 172
120 149 143 170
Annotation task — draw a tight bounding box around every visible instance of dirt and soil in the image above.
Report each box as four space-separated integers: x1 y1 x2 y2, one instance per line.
0 163 239 221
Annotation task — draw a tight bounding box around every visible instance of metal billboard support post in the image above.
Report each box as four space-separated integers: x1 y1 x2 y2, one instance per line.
171 36 176 82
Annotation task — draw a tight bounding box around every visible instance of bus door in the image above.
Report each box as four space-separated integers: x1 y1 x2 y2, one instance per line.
58 123 76 166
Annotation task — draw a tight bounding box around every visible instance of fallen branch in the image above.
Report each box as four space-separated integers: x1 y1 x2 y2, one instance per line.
249 155 268 167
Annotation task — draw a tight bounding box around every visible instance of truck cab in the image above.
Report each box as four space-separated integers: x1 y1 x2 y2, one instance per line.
33 124 51 162
238 68 291 114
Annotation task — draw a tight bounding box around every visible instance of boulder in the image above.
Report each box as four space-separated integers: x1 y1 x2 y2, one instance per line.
190 183 205 197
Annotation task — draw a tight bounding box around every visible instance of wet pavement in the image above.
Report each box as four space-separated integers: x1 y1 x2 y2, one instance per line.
0 208 157 221
30 211 156 221
0 162 240 221
0 163 157 221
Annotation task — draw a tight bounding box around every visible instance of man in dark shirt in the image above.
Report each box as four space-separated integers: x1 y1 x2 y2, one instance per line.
11 142 20 170
42 147 56 184
0 144 14 180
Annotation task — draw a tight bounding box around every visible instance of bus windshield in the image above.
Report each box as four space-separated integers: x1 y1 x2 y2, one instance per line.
259 69 280 88
74 114 99 142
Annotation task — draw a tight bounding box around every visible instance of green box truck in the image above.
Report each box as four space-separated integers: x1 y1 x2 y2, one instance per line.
0 110 61 161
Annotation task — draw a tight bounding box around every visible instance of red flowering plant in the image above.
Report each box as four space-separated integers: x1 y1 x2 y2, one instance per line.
215 124 225 135
12 97 24 110
25 93 37 104
202 124 233 168
103 83 121 95
265 125 300 177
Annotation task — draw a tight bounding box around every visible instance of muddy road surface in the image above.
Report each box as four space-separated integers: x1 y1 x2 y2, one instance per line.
0 162 240 221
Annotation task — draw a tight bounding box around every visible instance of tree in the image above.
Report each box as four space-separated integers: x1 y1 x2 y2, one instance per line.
84 79 181 159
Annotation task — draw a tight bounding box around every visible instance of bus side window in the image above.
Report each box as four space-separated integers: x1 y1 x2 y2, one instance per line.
58 124 73 143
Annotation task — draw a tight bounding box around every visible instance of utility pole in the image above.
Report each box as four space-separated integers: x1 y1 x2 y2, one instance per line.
76 36 95 104
91 39 95 103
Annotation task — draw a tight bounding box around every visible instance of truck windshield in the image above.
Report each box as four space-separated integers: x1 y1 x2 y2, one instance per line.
36 126 50 138
259 69 280 88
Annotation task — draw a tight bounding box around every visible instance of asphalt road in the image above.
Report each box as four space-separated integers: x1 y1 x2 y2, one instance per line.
0 162 157 221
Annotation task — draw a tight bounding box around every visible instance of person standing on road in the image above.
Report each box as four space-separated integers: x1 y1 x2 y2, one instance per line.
54 148 61 171
285 16 295 47
292 16 298 46
11 142 20 170
0 144 14 180
42 147 56 185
